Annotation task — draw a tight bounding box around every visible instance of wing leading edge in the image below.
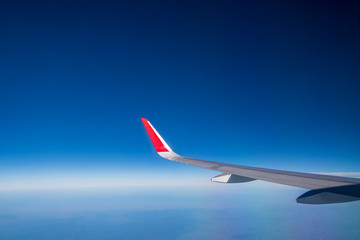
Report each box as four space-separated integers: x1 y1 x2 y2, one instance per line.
141 118 360 204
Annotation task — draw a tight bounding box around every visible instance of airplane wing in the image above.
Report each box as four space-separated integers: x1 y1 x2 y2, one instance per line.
141 118 360 204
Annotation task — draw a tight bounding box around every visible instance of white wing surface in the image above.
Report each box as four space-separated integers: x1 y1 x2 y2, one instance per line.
141 118 360 204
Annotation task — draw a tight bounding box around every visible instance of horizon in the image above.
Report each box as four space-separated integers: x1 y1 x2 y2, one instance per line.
1 0 360 239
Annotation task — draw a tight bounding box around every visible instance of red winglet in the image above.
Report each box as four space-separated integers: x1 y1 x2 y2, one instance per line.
141 118 170 152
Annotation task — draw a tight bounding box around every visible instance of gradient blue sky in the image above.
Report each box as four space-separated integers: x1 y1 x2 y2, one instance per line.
1 0 360 189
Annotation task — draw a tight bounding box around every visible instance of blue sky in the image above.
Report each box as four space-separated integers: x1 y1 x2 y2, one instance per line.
1 1 360 239
1 0 360 189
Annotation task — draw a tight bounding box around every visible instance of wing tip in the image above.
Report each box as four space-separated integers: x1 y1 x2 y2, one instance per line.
141 118 171 153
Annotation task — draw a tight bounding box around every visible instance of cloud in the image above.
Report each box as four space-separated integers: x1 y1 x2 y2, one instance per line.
0 169 215 190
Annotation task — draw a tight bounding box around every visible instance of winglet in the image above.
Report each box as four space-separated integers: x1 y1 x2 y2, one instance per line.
141 118 173 153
